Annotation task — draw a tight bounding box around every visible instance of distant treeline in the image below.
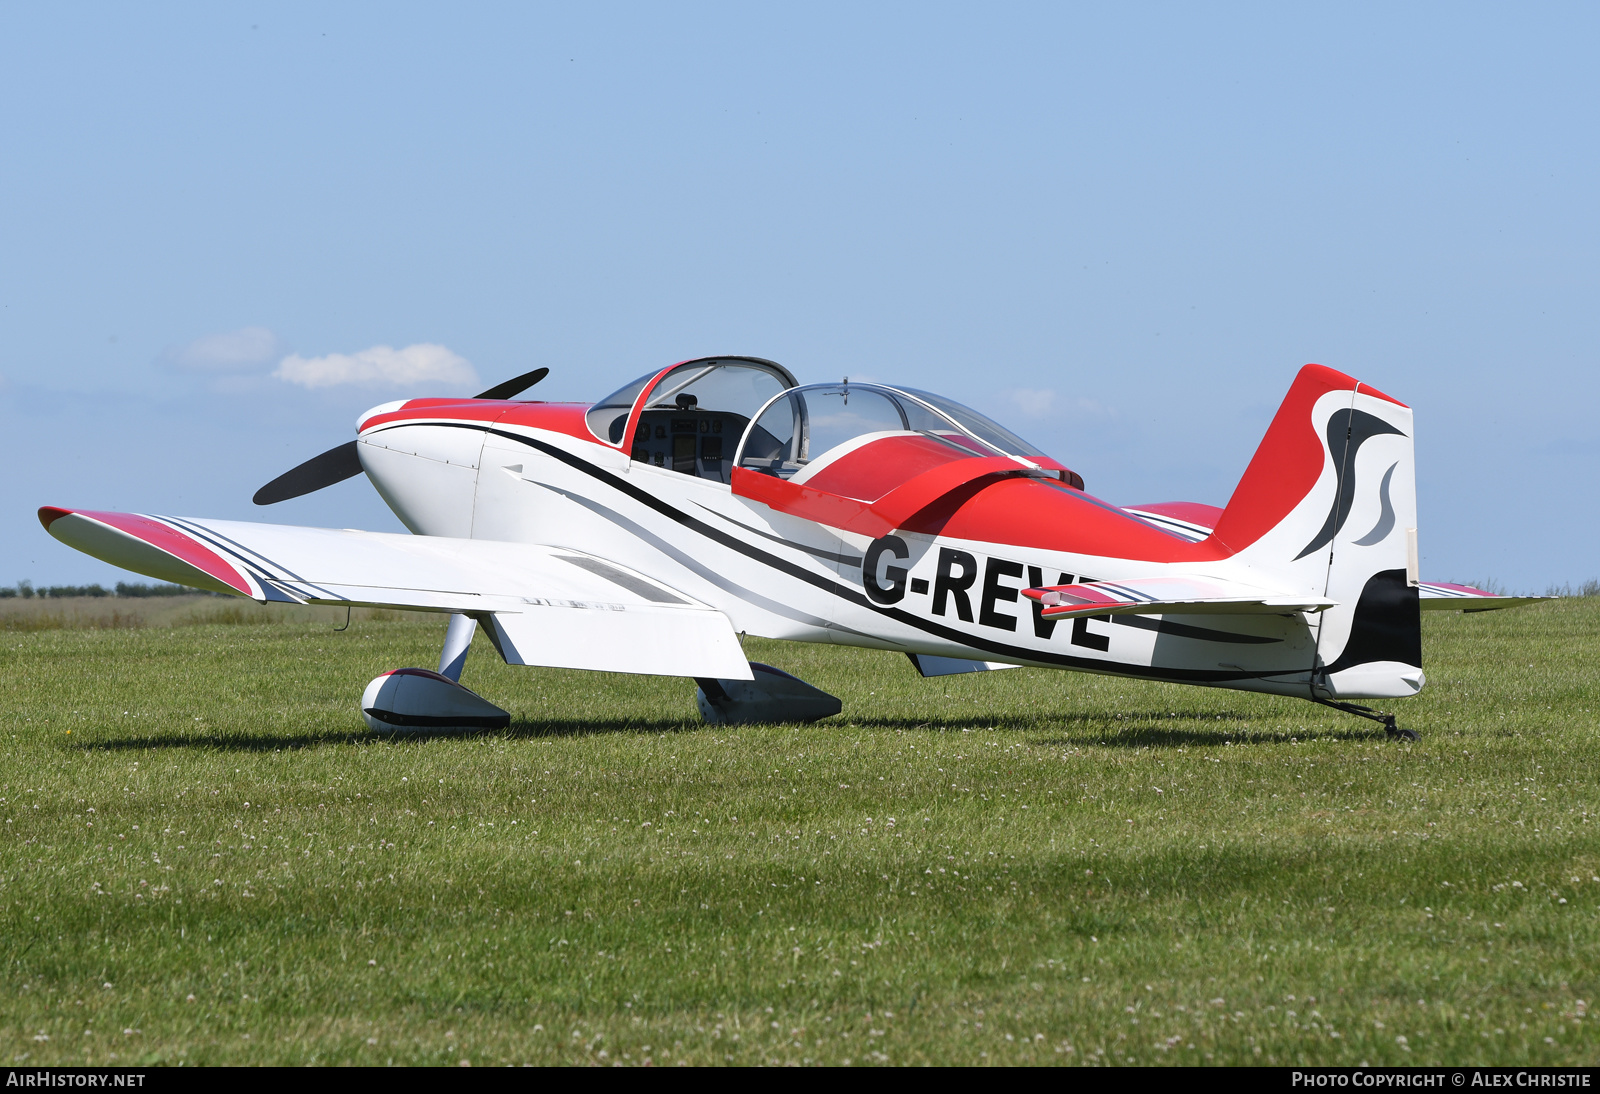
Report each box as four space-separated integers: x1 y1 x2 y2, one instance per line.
0 580 218 599
6 577 1596 600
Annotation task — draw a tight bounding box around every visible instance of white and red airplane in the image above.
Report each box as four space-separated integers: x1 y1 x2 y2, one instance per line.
39 357 1541 738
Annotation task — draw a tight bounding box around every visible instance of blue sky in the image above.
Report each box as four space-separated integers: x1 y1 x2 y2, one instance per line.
3 3 1594 590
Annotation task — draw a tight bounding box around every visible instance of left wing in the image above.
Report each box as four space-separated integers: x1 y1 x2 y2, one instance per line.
1022 574 1335 619
38 507 752 679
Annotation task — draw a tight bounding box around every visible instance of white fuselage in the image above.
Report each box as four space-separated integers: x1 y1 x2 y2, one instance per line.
358 411 1330 699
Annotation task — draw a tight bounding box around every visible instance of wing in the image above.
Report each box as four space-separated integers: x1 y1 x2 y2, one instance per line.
38 507 751 679
1022 574 1335 619
1417 581 1554 612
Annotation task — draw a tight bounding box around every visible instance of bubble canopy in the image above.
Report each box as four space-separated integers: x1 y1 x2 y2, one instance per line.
733 382 1054 479
585 357 797 447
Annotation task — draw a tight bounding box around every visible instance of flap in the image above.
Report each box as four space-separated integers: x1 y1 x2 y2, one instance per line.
483 605 750 678
1022 574 1336 619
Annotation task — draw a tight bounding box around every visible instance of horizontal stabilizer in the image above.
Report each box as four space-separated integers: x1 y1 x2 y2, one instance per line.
1418 582 1555 612
1022 574 1335 620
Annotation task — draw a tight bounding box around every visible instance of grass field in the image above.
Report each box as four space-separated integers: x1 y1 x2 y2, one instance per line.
2 596 1597 1066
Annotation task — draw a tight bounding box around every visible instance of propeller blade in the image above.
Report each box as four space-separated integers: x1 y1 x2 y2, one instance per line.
474 367 549 400
252 368 546 505
253 441 364 505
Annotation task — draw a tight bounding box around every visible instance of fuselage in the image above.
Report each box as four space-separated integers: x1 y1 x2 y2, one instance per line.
354 395 1326 698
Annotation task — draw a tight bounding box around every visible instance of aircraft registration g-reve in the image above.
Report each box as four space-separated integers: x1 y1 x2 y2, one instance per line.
40 357 1545 739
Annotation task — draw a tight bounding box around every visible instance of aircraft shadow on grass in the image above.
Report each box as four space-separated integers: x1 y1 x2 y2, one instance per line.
75 718 689 752
864 711 1382 748
76 709 1384 752
1030 723 1382 748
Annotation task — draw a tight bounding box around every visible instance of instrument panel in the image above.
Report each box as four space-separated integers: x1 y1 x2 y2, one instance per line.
630 410 748 483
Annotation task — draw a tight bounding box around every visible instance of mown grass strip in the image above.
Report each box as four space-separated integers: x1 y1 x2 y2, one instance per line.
1 600 1596 1065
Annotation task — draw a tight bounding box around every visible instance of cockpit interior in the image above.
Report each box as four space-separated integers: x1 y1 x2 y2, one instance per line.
586 358 796 484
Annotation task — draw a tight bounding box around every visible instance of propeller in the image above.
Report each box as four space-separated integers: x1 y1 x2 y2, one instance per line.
474 367 548 400
253 441 364 505
252 368 551 505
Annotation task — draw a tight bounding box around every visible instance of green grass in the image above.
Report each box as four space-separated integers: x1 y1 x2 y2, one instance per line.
2 599 1597 1066
0 594 418 631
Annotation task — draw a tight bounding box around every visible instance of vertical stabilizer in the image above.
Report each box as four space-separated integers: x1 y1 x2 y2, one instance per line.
1213 365 1422 700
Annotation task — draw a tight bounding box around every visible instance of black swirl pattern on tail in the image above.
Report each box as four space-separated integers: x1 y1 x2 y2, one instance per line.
1293 409 1405 560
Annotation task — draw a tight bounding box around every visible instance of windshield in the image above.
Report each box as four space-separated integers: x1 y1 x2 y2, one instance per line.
586 372 655 445
642 362 790 418
586 357 796 448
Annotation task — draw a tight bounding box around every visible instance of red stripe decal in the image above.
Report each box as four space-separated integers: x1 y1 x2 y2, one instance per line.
1356 381 1409 408
41 508 254 596
359 400 607 448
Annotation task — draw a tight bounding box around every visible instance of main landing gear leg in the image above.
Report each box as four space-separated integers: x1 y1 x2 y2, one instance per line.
438 613 477 682
1312 697 1420 741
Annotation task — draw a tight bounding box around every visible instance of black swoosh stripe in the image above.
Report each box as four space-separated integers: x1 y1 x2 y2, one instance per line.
160 515 349 603
692 503 864 567
529 479 876 641
156 516 304 597
161 514 314 582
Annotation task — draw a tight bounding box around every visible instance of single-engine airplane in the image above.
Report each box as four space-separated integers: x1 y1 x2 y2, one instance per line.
40 357 1543 739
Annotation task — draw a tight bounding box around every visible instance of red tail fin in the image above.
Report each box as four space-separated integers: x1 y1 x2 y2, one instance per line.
1208 364 1421 700
1209 364 1360 554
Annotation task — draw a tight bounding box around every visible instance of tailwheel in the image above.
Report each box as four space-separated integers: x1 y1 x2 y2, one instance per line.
1385 721 1421 742
1312 697 1419 742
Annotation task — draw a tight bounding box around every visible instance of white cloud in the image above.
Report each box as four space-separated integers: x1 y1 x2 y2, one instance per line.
999 387 1115 421
170 326 284 373
1004 387 1057 418
273 343 478 391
